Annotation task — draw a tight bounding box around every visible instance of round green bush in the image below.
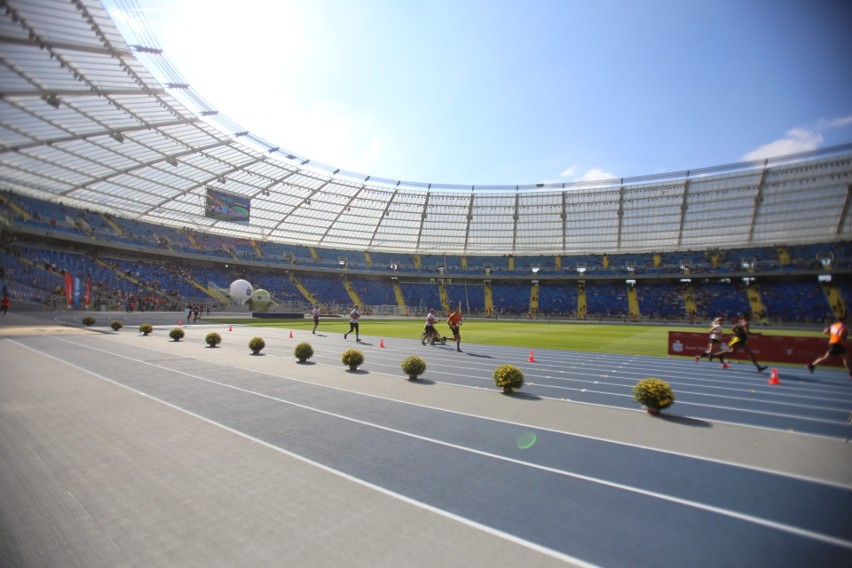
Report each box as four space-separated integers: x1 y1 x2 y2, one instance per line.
294 342 314 362
111 320 123 331
632 377 675 414
169 327 185 341
493 364 525 393
82 316 95 326
342 348 364 370
139 323 153 336
205 332 222 347
401 355 427 380
249 336 266 354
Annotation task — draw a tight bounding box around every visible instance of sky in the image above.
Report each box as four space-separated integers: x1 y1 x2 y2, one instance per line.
109 0 852 187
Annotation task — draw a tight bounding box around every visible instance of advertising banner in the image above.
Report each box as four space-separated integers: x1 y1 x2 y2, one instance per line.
65 271 73 306
73 275 81 308
668 331 834 366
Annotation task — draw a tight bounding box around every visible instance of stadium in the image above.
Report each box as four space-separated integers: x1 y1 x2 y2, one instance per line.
1 1 852 567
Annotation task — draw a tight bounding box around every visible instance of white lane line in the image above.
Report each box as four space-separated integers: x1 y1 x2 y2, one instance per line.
11 338 594 568
57 334 852 486
32 336 852 551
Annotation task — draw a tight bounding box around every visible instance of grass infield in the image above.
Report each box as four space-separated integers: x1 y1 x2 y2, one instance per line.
206 318 823 358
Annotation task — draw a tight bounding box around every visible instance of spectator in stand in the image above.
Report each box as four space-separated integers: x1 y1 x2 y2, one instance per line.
1 295 9 315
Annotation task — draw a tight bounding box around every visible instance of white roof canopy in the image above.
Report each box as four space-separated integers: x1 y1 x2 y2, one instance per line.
2 0 851 254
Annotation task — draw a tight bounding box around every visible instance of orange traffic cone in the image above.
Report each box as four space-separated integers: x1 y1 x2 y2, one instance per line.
528 350 536 363
768 368 780 385
229 324 233 332
289 330 294 339
380 338 385 348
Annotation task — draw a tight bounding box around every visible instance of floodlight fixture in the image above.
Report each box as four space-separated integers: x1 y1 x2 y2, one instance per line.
43 93 61 108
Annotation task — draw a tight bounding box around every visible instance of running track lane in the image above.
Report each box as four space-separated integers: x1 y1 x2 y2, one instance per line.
11 335 852 568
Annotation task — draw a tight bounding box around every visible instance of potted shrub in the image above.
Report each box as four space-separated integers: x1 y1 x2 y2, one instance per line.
111 320 123 331
82 316 95 326
169 327 185 342
139 323 153 336
294 342 314 363
342 348 364 371
249 336 266 355
632 377 675 415
205 332 222 348
401 355 427 380
493 364 525 394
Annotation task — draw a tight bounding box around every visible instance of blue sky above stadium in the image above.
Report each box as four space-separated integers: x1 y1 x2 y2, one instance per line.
112 0 852 186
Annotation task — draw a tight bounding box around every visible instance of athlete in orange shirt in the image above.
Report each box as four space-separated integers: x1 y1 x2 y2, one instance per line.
808 314 850 377
447 306 463 352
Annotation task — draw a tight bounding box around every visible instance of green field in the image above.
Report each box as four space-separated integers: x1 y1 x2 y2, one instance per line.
206 318 824 358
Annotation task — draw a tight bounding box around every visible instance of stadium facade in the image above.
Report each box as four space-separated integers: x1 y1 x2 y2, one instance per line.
1 0 850 323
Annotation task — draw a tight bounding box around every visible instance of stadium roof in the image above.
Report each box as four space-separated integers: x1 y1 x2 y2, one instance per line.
2 0 852 255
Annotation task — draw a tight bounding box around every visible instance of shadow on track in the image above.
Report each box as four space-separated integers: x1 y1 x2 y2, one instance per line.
658 414 714 428
502 391 542 401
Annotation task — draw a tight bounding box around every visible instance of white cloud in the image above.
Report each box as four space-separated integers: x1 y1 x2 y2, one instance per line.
578 168 617 182
742 128 824 161
556 166 617 183
820 115 852 129
742 114 852 162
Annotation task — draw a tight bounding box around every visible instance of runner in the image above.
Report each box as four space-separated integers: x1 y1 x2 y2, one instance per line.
808 314 851 377
695 317 729 368
422 309 438 345
344 305 361 342
311 305 321 334
447 306 463 352
721 312 767 372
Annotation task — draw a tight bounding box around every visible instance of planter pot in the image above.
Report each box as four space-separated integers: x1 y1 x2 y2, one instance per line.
408 375 418 381
349 365 358 371
645 406 661 415
502 386 514 394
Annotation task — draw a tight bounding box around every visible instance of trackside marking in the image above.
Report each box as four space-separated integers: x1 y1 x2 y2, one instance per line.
30 337 852 551
57 335 852 487
11 339 593 567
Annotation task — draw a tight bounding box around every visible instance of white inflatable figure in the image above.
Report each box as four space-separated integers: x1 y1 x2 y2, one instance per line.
228 279 253 305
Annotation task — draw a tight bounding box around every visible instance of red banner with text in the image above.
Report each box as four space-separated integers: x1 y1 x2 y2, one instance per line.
667 331 836 366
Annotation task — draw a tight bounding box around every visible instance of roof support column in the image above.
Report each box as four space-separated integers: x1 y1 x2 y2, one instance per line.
676 173 690 249
747 160 769 244
836 185 852 238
